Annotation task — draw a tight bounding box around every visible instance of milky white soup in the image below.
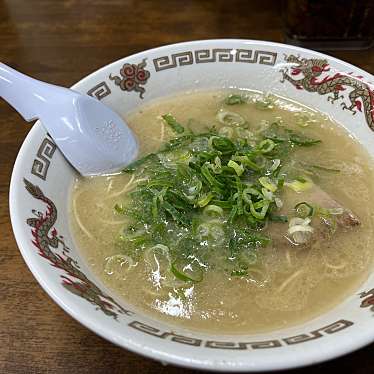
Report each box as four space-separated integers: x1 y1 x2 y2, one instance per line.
70 91 374 334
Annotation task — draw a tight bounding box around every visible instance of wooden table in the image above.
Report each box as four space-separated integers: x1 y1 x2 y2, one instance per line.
1 1 373 373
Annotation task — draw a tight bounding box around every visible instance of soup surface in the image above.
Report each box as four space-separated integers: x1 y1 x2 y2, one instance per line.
70 90 374 334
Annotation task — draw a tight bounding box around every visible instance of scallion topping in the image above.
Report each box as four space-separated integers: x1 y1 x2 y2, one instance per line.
203 204 224 217
295 202 314 218
115 108 322 282
224 94 248 105
258 139 275 153
162 113 185 134
227 160 244 176
216 110 245 126
285 176 313 193
259 176 277 192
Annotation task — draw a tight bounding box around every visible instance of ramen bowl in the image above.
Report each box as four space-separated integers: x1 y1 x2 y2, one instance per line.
9 40 374 371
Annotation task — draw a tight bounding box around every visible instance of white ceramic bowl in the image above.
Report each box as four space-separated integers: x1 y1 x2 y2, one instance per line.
9 40 374 372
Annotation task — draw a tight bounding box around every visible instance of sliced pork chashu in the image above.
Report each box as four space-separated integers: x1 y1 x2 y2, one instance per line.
270 184 360 247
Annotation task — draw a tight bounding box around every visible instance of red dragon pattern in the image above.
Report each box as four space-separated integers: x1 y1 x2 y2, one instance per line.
280 54 374 131
24 178 133 320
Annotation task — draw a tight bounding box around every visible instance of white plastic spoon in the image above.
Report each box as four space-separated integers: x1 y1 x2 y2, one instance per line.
0 62 138 176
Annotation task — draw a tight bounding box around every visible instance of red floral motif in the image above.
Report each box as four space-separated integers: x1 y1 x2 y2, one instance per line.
109 58 150 99
24 178 133 320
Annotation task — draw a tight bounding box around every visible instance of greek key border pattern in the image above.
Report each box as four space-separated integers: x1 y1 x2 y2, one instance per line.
87 81 111 100
128 319 353 349
153 48 277 71
31 136 57 181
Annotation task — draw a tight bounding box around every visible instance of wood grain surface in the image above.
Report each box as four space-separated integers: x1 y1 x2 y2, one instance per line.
1 1 373 373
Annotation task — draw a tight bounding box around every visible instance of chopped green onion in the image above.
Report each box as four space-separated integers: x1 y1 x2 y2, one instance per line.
253 155 267 169
235 127 253 139
228 206 238 224
225 94 247 105
208 222 226 242
116 107 327 282
295 202 314 218
201 164 224 190
162 201 190 225
197 192 214 207
287 130 321 146
274 197 283 208
152 195 159 220
144 244 171 272
162 271 188 288
288 217 314 244
249 200 270 219
119 228 147 245
218 126 234 138
203 204 224 217
227 160 244 176
209 136 236 154
122 153 157 173
216 109 246 126
242 187 262 204
285 176 313 193
253 199 268 209
232 155 261 171
255 95 275 110
209 199 232 208
258 139 275 153
171 260 203 282
210 156 222 174
259 176 277 192
114 204 126 214
269 159 281 172
162 113 185 134
277 176 285 188
197 221 225 243
184 178 202 199
269 214 288 223
261 187 273 201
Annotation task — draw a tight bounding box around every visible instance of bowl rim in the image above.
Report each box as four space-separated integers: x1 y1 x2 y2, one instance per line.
9 38 374 372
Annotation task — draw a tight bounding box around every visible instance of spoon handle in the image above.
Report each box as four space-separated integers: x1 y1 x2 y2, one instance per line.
0 62 71 122
0 63 43 121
